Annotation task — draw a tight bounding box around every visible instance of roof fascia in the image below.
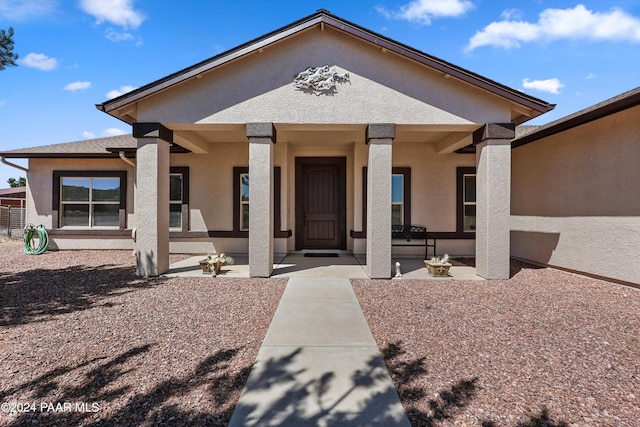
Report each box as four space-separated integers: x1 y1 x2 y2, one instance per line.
0 153 122 159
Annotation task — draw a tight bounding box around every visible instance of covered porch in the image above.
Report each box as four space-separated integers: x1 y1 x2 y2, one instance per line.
131 120 514 279
163 251 482 280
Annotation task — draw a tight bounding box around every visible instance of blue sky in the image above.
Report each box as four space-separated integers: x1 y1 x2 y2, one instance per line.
1 0 640 185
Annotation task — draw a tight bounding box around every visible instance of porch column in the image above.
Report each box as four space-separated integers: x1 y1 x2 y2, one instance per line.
247 123 275 277
133 123 172 277
474 123 515 279
366 123 395 279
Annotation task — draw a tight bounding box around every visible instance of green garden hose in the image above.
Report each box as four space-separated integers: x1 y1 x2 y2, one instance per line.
23 224 49 255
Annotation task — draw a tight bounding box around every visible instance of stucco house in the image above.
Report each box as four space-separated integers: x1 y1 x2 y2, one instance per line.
0 10 557 279
511 87 640 286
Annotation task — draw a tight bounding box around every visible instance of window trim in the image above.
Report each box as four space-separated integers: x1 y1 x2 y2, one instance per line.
233 167 249 234
391 170 410 226
456 167 476 234
53 170 127 230
170 167 189 231
354 167 411 237
239 172 250 231
230 166 289 238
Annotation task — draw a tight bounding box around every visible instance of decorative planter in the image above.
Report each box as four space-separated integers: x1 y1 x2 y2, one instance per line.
425 261 452 277
199 259 222 275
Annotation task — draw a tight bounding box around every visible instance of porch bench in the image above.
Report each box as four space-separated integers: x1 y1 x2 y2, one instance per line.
391 225 436 260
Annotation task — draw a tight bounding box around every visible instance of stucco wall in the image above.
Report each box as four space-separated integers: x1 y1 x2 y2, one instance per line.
27 158 136 250
511 106 640 284
138 27 511 125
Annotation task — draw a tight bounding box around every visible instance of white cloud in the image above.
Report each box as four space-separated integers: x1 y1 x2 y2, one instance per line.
0 0 57 20
102 128 127 137
586 73 597 79
522 78 564 94
81 131 96 139
79 0 145 29
106 85 137 99
467 4 640 50
19 52 58 71
500 8 523 21
105 29 135 42
377 0 474 25
63 81 92 92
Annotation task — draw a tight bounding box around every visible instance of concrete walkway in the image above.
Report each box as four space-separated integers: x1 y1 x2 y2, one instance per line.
229 277 411 427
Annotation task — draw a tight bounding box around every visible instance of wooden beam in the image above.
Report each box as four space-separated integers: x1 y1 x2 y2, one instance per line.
434 133 472 154
173 131 209 154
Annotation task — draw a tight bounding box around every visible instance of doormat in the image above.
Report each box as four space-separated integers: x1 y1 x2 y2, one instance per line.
304 253 339 257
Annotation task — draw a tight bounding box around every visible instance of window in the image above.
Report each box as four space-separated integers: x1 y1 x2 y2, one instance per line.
456 167 476 234
463 174 476 232
169 167 189 231
358 167 411 233
53 171 126 229
240 173 249 231
232 166 287 237
169 174 183 228
391 174 404 225
392 168 411 226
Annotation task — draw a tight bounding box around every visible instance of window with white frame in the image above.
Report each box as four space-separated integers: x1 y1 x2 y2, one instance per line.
463 173 476 232
60 176 121 227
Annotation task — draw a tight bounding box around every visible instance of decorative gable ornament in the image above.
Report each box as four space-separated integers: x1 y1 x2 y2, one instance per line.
293 65 350 94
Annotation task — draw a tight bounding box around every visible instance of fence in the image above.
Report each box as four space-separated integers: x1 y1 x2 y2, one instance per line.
0 205 26 238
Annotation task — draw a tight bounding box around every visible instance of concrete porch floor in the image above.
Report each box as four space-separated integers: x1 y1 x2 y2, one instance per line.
163 252 483 280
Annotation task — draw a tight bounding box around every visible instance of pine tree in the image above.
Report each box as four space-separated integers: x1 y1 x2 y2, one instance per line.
7 177 26 187
0 27 18 71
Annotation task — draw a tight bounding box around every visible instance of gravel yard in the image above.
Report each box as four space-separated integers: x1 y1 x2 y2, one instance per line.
2 240 639 427
353 261 640 427
0 241 286 426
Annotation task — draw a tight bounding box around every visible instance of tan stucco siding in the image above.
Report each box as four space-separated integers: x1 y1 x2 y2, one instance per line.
512 106 640 284
395 142 475 230
393 141 476 256
26 158 136 250
173 144 247 233
137 28 512 125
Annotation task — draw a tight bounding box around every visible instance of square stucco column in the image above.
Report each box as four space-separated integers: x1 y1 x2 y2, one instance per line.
474 124 514 280
366 123 395 279
247 123 275 277
135 133 170 277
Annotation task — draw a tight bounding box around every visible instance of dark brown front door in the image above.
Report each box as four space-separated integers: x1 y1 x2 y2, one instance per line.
295 157 346 250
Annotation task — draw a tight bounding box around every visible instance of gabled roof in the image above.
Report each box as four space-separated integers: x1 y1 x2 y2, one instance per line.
513 86 640 148
0 135 136 158
0 134 190 158
97 9 554 122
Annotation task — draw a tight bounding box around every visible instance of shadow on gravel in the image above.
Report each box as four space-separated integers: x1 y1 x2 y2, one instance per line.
0 264 163 326
382 342 571 427
2 345 250 426
382 341 478 426
481 407 569 427
453 257 544 279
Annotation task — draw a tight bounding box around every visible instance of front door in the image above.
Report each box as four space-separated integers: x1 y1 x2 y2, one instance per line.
295 157 346 250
